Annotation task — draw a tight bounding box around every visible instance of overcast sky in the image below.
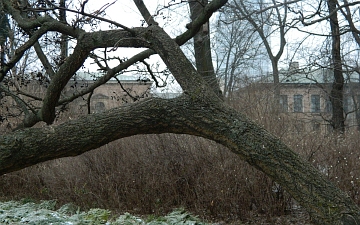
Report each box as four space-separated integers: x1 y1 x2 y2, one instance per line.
68 1 360 93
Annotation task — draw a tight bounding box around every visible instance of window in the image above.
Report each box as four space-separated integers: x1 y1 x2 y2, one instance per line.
326 124 333 134
293 95 303 112
311 95 321 113
357 95 360 110
95 101 106 113
343 96 352 113
326 98 332 113
312 121 321 131
279 95 288 112
293 121 304 133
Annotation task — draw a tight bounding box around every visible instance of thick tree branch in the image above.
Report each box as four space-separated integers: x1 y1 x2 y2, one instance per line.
38 28 154 124
58 7 227 105
39 40 91 123
139 25 208 96
2 1 82 35
177 0 227 45
33 41 55 77
133 0 158 26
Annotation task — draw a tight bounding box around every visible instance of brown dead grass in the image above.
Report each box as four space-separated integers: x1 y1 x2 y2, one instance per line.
0 130 359 223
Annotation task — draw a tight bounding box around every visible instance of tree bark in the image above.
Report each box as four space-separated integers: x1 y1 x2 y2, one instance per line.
327 0 345 133
59 0 68 66
188 0 223 98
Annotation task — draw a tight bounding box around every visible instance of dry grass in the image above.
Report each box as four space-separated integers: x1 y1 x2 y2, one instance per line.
0 133 294 222
1 130 359 223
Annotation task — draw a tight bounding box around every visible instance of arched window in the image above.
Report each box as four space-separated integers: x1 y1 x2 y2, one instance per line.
95 102 105 113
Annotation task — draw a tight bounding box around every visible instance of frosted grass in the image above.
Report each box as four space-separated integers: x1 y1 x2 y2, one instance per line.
0 200 210 225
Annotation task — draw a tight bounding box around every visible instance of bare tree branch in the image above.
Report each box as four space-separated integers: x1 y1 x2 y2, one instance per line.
297 1 360 26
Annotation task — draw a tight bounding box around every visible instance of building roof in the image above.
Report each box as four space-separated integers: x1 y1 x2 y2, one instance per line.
153 92 182 99
74 71 151 84
258 65 360 84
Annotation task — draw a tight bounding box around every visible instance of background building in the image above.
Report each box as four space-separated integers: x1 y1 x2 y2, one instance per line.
236 62 360 133
0 72 153 130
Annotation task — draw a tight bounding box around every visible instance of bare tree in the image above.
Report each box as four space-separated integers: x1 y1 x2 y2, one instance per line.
294 0 360 132
213 9 264 100
0 0 359 224
340 0 360 46
227 0 293 103
338 0 360 131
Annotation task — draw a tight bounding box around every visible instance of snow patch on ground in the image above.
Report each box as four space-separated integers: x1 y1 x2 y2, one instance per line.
0 200 210 225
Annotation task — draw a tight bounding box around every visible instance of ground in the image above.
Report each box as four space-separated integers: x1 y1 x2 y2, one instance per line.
0 199 313 225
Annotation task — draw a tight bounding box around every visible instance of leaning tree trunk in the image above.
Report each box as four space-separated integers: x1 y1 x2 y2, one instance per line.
1 24 360 225
1 94 359 224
